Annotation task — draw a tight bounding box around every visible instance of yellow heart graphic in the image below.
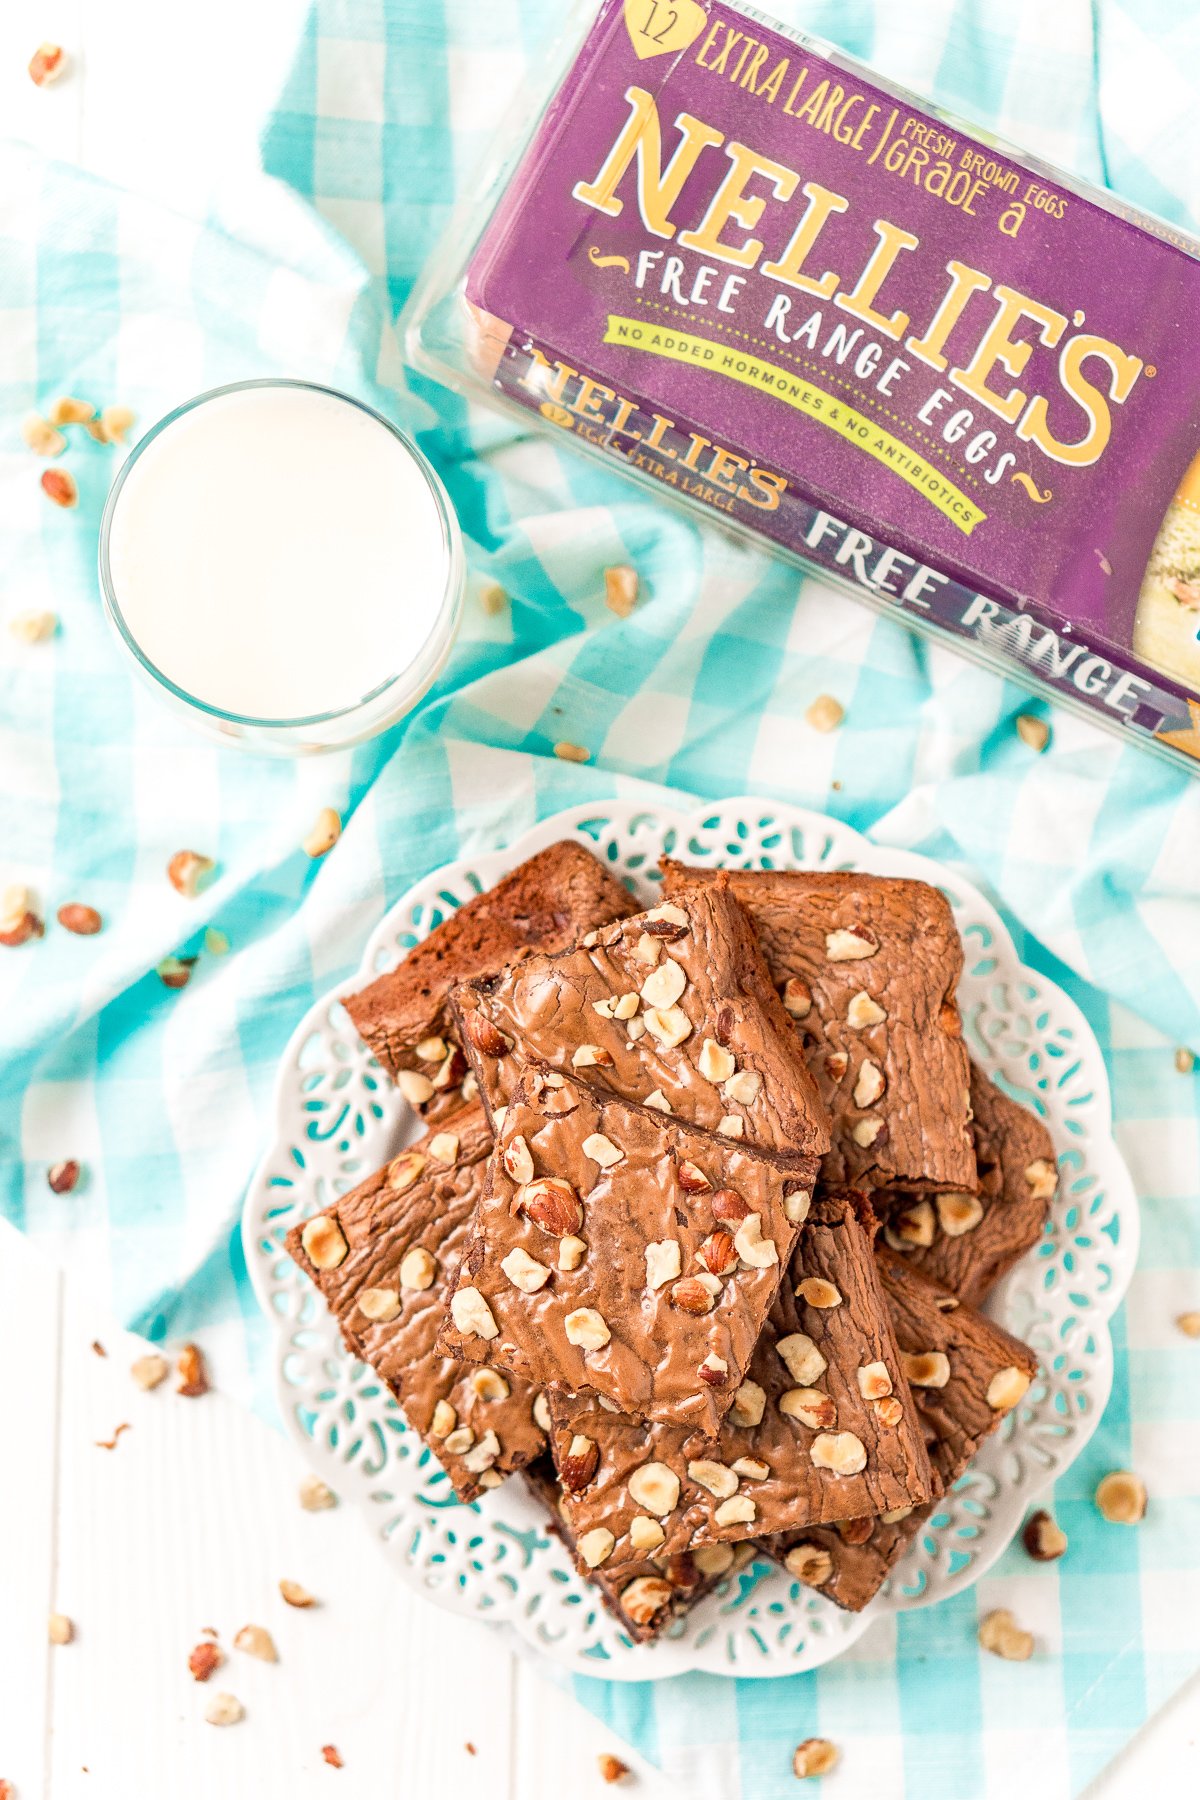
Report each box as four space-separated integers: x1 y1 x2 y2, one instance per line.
623 0 708 62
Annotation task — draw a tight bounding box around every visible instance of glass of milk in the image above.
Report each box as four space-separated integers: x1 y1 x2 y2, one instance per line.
99 380 464 754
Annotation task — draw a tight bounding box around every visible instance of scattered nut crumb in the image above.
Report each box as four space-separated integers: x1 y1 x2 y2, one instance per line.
95 1423 131 1451
554 741 591 764
0 1776 15 1798
47 397 94 427
303 808 342 859
204 927 231 956
40 468 78 508
131 1353 169 1391
1175 1048 1196 1075
86 406 136 446
1177 1311 1200 1338
1022 1508 1068 1562
47 1160 81 1194
188 1641 223 1682
604 565 639 618
176 1343 209 1398
464 1743 477 1757
0 885 44 947
321 1746 344 1770
279 1579 317 1608
233 1624 277 1663
57 903 102 936
1095 1469 1147 1524
9 609 59 643
793 1738 839 1778
978 1608 1034 1660
597 1751 631 1784
167 851 216 898
204 1692 244 1728
156 955 197 990
299 1474 337 1512
91 1340 106 1358
28 43 67 86
48 1612 73 1645
21 412 67 457
479 581 508 616
1016 714 1050 753
805 694 844 734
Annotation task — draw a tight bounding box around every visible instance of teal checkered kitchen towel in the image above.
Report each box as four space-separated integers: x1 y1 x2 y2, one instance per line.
2 3 1199 1795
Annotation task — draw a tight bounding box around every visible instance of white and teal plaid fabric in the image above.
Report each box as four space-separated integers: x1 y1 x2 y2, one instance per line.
2 3 1199 1795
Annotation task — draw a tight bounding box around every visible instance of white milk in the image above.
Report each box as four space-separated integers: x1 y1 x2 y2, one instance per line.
104 383 457 729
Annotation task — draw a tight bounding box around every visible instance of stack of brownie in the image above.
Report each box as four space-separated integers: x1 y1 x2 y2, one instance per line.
287 842 1056 1642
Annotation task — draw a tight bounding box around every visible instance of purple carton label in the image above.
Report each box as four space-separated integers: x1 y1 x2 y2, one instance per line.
465 0 1200 759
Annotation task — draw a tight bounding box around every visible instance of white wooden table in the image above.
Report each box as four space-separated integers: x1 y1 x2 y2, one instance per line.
1 4 1197 1795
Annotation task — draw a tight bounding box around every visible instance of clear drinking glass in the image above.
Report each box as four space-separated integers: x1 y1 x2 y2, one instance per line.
98 379 465 756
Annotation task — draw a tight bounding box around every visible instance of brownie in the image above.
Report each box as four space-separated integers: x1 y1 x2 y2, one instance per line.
660 862 975 1192
452 879 831 1172
284 1105 546 1502
345 842 637 1117
436 1066 817 1436
523 1460 759 1645
773 1248 1039 1611
546 1191 936 1573
878 1063 1058 1306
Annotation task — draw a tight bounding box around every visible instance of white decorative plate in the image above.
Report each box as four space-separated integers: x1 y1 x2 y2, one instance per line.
244 799 1138 1680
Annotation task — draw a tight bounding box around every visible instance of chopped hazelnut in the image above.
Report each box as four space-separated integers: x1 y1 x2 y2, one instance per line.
301 1215 349 1271
167 851 216 898
687 1459 738 1500
776 1333 827 1386
796 1277 841 1309
1176 1311 1200 1338
1016 714 1050 753
47 1160 81 1195
604 565 639 618
558 1235 587 1271
279 1579 317 1608
782 978 812 1018
188 1641 222 1681
644 1239 682 1290
809 1432 867 1475
641 954 687 1012
642 1005 691 1050
978 1608 1034 1660
714 1494 756 1527
692 1542 735 1575
10 608 59 642
619 1576 673 1628
903 1351 951 1389
627 1461 680 1516
778 1388 836 1430
1023 1509 1068 1561
565 1307 611 1350
582 1133 623 1169
358 1287 401 1323
847 990 886 1028
450 1287 499 1340
233 1624 277 1662
579 1527 616 1569
176 1343 209 1398
47 396 93 426
131 1353 169 1391
723 1069 763 1106
825 927 878 962
48 1612 73 1645
21 412 66 455
856 1361 892 1401
793 1738 839 1779
299 1475 337 1511
399 1246 437 1291
698 1039 736 1083
784 1544 833 1587
1095 1470 1147 1525
397 1070 435 1106
733 1213 777 1268
553 742 590 764
301 807 341 859
204 1692 245 1727
728 1379 766 1429
937 1192 984 1236
806 693 845 733
501 1246 551 1293
987 1365 1032 1412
